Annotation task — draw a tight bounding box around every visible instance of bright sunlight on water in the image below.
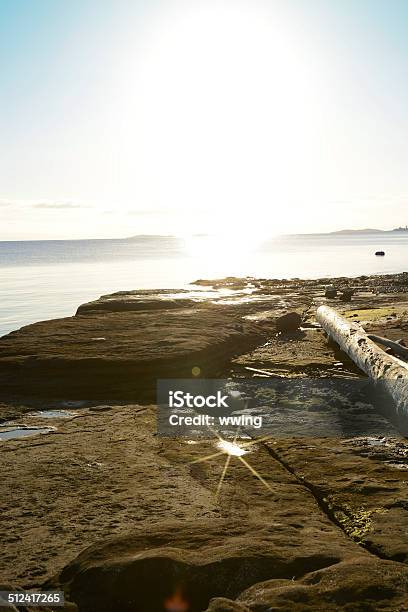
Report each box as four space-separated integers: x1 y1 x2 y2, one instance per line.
0 232 407 337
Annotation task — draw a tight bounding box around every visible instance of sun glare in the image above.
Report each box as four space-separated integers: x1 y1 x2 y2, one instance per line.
118 0 322 235
182 233 256 258
217 439 247 457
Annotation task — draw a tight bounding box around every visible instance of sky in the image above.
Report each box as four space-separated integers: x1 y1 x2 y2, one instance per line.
1 0 408 240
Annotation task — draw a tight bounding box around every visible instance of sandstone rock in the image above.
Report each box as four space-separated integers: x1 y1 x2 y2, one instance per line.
0 297 267 400
2 275 408 610
238 556 408 610
275 311 302 332
11 407 402 610
233 328 361 377
75 289 196 315
340 288 354 301
325 285 337 298
204 599 250 611
266 436 408 563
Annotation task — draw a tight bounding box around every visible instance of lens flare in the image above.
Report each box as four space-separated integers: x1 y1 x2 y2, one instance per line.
190 432 275 498
164 587 189 612
216 439 247 457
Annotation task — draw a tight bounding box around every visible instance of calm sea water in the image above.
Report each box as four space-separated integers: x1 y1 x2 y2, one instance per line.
0 233 407 337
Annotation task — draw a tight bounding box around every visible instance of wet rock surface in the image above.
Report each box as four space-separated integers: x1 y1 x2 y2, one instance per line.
1 406 408 610
1 273 408 609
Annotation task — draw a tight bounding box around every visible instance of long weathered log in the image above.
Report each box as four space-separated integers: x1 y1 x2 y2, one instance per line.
316 305 408 434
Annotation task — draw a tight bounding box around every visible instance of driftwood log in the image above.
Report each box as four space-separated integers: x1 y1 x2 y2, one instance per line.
316 305 408 434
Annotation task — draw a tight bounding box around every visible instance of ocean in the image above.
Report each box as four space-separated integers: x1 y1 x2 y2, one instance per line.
0 232 407 337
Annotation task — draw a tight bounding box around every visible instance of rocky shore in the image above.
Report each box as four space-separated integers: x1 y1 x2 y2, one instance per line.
1 273 408 611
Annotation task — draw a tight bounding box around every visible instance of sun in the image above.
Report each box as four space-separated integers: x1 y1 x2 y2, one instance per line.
116 0 321 235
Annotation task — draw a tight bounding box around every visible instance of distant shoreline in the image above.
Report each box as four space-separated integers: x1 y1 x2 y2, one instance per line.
328 227 408 235
1 228 408 243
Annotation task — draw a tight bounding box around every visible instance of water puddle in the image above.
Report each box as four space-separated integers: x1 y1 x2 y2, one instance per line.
365 437 388 446
385 462 408 470
32 410 74 418
0 426 55 441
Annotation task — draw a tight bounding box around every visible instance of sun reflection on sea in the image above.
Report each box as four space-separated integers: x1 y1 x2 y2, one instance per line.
182 233 262 267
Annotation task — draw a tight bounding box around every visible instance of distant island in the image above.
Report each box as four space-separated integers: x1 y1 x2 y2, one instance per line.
330 228 384 234
125 227 408 240
330 226 408 235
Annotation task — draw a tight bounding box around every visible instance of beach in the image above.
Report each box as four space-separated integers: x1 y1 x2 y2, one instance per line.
1 272 408 610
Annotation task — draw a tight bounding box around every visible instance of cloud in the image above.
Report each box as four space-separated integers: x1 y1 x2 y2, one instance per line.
0 198 92 210
127 208 171 216
126 208 204 216
32 201 91 210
